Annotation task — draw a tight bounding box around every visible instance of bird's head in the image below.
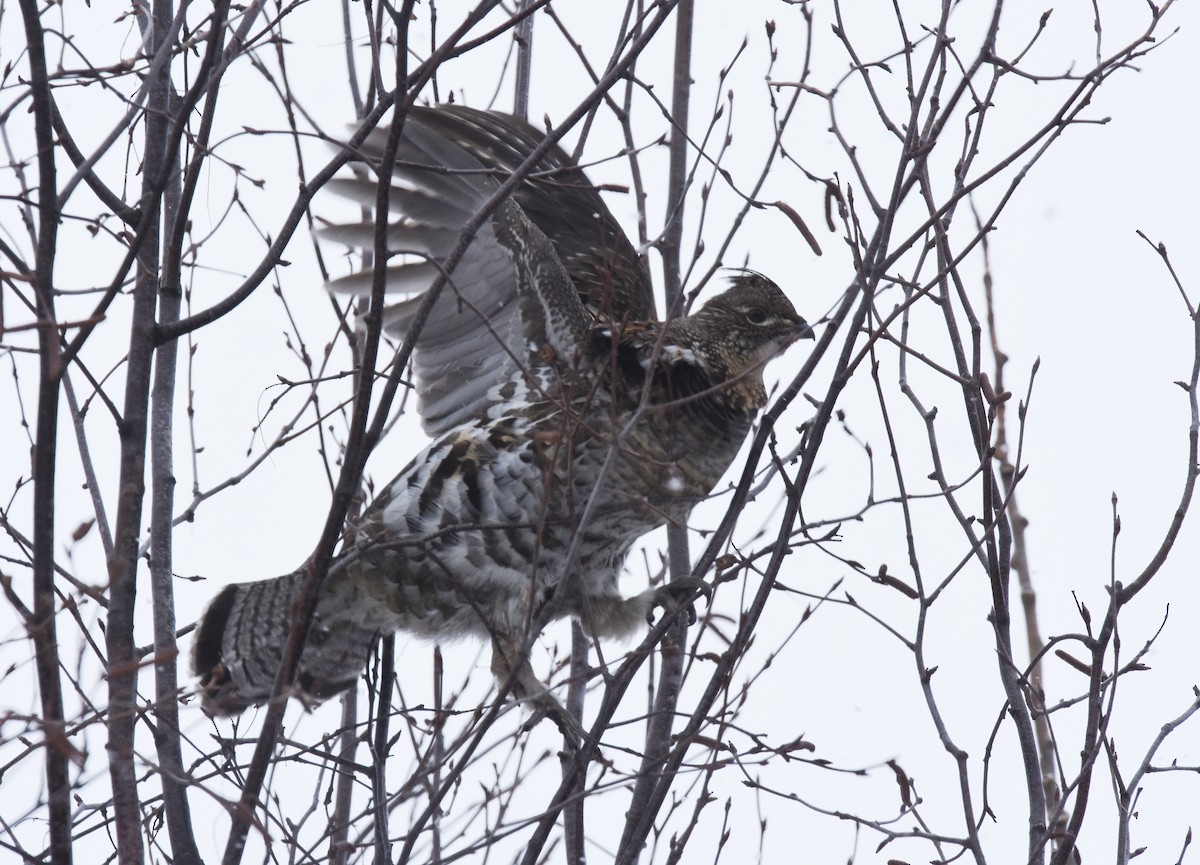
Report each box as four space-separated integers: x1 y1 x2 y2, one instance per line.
674 271 812 410
695 270 813 363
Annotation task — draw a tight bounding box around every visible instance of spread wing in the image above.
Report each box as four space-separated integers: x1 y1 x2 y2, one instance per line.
419 106 657 324
322 106 655 435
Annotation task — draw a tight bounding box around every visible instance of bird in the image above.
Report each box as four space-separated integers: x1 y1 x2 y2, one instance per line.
192 105 813 734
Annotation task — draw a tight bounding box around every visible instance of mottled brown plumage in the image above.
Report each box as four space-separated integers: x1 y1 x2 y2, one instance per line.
193 107 812 731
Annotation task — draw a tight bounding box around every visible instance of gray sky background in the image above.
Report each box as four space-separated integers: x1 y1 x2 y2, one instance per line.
2 2 1198 861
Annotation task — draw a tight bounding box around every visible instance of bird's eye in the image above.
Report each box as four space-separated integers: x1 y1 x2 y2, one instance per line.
745 308 768 325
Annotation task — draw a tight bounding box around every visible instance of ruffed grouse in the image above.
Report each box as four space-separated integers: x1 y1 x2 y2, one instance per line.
193 106 812 729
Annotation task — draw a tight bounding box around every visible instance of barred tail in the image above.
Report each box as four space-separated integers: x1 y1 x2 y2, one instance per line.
192 569 375 715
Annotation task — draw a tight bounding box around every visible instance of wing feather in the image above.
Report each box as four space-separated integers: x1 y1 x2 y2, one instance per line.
322 107 601 433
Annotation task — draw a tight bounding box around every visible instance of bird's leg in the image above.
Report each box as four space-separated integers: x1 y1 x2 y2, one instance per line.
575 579 713 639
491 633 585 745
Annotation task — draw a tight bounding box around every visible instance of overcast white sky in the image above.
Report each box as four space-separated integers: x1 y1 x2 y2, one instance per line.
2 1 1198 862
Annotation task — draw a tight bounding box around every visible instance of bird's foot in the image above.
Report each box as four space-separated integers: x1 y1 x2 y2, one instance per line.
521 690 586 749
647 578 713 627
491 639 586 748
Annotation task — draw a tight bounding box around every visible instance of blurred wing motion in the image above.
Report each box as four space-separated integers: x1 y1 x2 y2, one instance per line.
193 106 814 734
321 105 655 434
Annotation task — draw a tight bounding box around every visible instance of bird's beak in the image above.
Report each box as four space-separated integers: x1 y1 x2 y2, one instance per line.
793 320 815 341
